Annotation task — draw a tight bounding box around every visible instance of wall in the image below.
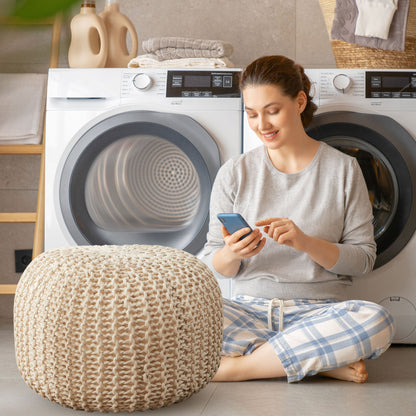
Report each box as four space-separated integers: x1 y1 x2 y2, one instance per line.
0 0 335 319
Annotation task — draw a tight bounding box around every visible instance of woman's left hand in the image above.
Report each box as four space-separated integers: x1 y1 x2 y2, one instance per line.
255 217 308 252
255 217 340 269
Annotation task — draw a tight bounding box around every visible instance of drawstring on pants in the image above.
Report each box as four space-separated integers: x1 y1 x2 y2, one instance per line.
268 298 285 331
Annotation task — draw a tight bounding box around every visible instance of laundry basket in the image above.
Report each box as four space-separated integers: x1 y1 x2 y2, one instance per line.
319 0 416 68
14 244 223 412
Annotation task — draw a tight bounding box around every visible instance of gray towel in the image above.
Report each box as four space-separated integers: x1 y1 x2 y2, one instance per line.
142 37 234 60
331 0 409 51
0 73 47 144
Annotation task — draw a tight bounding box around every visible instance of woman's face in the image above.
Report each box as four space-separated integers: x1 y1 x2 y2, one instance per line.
243 84 306 150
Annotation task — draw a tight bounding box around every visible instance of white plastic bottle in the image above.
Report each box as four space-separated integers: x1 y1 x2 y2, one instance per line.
100 0 138 67
68 0 108 68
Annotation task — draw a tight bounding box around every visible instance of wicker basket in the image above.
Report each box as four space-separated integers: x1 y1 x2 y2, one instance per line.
14 245 223 412
319 0 416 68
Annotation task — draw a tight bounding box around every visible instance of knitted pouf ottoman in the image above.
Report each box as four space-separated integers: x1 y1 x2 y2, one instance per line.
14 245 223 412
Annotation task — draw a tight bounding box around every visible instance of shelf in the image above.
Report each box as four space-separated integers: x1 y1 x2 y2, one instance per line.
0 213 37 223
0 13 61 296
0 144 43 155
0 285 18 295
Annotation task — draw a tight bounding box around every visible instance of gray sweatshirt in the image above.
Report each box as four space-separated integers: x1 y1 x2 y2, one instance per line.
200 142 376 300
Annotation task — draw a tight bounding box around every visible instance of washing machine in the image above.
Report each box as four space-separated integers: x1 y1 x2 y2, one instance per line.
45 68 242 294
244 69 416 343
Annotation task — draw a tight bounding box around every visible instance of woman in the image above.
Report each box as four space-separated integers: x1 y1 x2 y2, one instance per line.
200 55 395 383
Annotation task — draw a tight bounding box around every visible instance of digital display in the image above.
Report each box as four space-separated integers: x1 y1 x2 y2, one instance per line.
184 75 211 88
366 71 416 98
382 76 410 89
166 70 240 98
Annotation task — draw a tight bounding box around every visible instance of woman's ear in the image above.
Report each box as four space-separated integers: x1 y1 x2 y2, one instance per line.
297 91 307 114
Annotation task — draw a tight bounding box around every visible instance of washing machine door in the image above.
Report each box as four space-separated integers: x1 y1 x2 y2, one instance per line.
57 109 220 254
307 111 416 268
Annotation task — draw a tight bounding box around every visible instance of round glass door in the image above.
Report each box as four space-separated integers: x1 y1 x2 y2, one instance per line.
323 137 399 241
307 111 416 268
58 110 221 254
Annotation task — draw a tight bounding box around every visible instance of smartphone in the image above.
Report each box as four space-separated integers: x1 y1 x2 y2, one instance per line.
217 213 252 240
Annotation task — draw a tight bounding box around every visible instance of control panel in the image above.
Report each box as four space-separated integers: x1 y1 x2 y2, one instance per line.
366 71 416 99
166 70 240 98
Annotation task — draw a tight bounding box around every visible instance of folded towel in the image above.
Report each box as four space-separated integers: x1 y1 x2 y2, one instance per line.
355 0 398 39
331 0 409 50
142 37 234 60
128 54 234 69
0 73 47 144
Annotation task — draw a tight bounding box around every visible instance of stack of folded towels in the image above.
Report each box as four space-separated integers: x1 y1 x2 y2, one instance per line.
128 37 234 68
331 0 409 51
0 73 47 145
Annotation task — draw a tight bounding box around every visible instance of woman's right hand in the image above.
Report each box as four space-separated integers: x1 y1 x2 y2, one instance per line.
222 225 266 259
213 226 266 277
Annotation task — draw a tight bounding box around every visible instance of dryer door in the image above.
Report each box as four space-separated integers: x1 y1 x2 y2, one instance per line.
307 111 416 268
57 110 220 254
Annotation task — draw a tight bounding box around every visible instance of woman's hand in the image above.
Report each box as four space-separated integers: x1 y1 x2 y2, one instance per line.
255 217 308 251
222 225 266 259
212 225 266 277
255 217 340 270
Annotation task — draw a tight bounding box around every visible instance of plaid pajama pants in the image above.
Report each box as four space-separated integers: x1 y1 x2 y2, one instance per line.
222 296 395 382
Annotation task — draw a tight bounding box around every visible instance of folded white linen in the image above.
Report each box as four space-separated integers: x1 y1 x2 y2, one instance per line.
331 0 409 51
0 73 47 144
128 54 234 68
142 37 234 60
355 0 399 39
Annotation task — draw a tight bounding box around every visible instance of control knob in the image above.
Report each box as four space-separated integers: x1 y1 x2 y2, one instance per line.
333 74 352 93
133 73 152 90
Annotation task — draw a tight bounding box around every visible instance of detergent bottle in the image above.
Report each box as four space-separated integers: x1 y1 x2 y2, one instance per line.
68 0 108 68
99 0 138 67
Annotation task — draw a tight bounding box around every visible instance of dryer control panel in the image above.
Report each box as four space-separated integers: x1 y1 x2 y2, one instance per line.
366 71 416 99
166 70 240 98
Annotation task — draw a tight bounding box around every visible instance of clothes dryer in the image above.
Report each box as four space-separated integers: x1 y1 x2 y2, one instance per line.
243 69 416 343
45 68 242 295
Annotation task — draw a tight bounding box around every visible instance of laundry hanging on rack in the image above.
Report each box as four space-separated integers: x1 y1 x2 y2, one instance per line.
0 73 47 145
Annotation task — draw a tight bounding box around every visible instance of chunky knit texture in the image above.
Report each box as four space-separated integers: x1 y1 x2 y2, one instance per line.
14 245 223 412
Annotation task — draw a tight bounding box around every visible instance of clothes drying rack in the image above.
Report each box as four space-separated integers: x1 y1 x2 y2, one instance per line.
0 14 62 295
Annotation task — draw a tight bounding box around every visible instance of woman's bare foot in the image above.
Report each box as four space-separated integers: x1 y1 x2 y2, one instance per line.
320 360 368 383
212 347 368 383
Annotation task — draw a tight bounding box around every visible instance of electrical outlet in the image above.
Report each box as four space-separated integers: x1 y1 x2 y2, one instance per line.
15 249 33 273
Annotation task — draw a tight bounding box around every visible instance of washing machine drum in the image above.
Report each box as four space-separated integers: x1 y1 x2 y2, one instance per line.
57 110 220 254
307 111 416 268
